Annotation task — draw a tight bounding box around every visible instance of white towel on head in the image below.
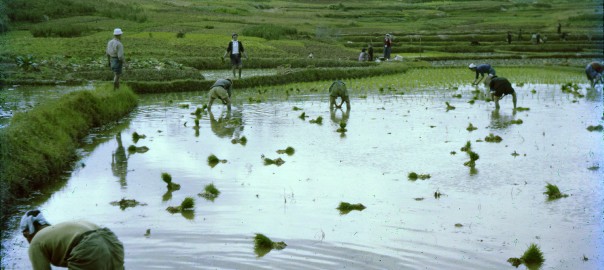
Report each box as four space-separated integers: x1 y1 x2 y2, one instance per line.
19 211 49 233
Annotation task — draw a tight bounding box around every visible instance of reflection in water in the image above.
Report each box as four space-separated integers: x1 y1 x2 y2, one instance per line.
209 110 244 140
330 108 350 125
162 190 173 202
111 132 129 189
488 109 516 129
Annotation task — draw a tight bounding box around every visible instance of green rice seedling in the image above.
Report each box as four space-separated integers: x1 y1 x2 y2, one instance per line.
292 106 302 111
531 89 537 94
450 151 456 155
434 190 443 199
337 121 347 132
180 197 195 210
264 157 285 166
298 112 307 120
460 141 472 152
208 154 226 167
309 116 323 124
128 145 137 153
544 183 568 200
507 257 523 267
337 202 366 215
445 102 455 111
485 133 503 143
515 107 530 111
464 151 480 168
587 164 600 171
161 172 172 184
240 136 248 145
509 119 523 125
110 198 147 210
128 145 149 154
408 172 430 180
586 125 603 131
520 243 545 266
276 146 295 155
468 100 475 105
132 132 146 142
199 183 221 201
254 233 287 257
466 123 477 131
511 151 520 157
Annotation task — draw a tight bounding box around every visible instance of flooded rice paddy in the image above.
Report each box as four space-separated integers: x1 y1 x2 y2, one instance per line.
2 82 603 269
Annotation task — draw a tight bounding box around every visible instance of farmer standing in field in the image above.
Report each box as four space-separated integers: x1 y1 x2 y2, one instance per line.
468 63 496 86
585 62 603 88
329 80 351 110
367 44 374 61
106 28 125 90
383 34 392 60
207 78 233 111
20 210 124 270
223 33 248 79
489 76 517 110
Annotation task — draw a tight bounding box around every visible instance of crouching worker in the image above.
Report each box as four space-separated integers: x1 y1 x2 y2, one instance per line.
329 80 351 110
208 78 233 111
585 62 603 88
469 63 496 86
20 210 124 270
489 76 517 110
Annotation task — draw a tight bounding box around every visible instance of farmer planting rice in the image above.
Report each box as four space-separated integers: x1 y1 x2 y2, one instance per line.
20 210 124 270
223 33 248 79
469 63 496 86
489 76 517 110
585 62 603 88
208 78 233 111
329 80 351 110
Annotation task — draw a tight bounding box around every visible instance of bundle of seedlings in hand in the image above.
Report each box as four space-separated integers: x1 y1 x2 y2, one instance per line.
132 132 146 142
466 123 477 131
309 116 323 124
484 133 503 143
336 121 347 132
198 183 221 201
276 146 295 155
337 202 366 215
408 172 431 180
166 197 195 214
161 172 180 190
254 233 287 257
544 183 569 200
208 154 227 167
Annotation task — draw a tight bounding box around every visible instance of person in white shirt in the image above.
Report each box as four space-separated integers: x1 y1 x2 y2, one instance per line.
222 33 248 79
106 28 125 90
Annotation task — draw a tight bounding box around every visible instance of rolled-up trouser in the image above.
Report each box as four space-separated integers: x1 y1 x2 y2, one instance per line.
67 228 124 270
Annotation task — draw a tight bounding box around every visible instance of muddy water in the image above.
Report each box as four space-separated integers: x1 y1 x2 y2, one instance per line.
2 84 603 269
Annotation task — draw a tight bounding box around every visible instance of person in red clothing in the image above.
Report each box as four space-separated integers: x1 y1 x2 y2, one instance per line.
585 62 603 88
383 34 392 60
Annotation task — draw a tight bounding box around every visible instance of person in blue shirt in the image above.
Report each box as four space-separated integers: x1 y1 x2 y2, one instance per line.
468 63 496 85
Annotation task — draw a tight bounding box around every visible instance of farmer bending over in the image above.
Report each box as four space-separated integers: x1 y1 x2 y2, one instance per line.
489 76 517 110
469 63 496 86
20 210 124 270
208 78 233 111
329 80 351 110
585 62 603 88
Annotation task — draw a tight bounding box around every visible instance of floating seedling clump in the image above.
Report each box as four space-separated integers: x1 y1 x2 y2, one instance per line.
128 145 150 154
544 183 569 200
161 172 181 190
586 125 603 132
336 121 347 132
292 106 302 111
132 132 146 142
110 198 147 210
298 112 308 120
460 141 472 152
208 154 227 167
509 119 523 125
263 157 285 166
309 116 323 124
254 233 287 257
408 172 431 180
508 243 545 268
276 146 295 155
514 107 530 112
166 197 195 214
198 183 220 201
484 133 503 143
445 102 455 111
464 151 480 168
231 136 248 145
452 94 462 98
466 123 477 131
337 202 366 215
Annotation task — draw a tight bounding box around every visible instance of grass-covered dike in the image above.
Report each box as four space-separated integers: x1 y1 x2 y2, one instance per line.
0 85 138 219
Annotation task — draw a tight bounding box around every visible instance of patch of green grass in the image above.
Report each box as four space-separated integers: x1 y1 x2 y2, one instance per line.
337 202 366 215
485 133 503 143
544 182 568 200
276 146 295 155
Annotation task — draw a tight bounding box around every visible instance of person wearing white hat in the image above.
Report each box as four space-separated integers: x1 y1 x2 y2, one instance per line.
106 28 125 90
20 210 124 270
468 63 496 86
223 33 248 79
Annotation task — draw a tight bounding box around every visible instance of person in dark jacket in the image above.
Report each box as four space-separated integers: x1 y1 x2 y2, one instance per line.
20 210 124 270
585 62 603 88
222 33 248 79
489 76 517 110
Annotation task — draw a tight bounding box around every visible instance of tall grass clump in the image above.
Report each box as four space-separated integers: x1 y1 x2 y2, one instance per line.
0 85 137 215
242 24 297 40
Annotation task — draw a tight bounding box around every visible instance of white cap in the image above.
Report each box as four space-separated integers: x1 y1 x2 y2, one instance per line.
19 210 49 233
468 63 476 69
113 28 123 35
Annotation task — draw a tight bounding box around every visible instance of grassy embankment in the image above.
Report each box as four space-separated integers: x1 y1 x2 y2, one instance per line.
0 85 138 219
